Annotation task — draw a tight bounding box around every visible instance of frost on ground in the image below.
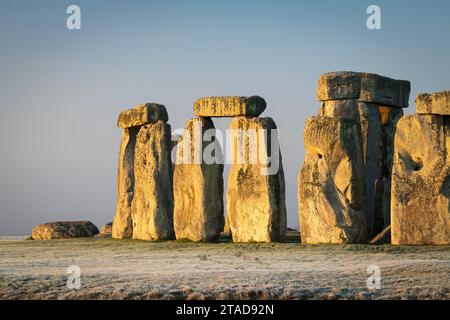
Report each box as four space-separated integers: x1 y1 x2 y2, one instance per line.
0 233 449 300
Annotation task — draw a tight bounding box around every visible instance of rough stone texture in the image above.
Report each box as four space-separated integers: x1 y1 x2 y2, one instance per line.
117 103 168 129
31 221 99 240
298 116 367 244
416 90 450 115
223 215 230 234
100 222 113 235
193 96 266 117
131 121 175 240
226 117 286 242
317 71 410 108
318 100 403 235
112 127 138 239
173 118 224 242
391 114 450 245
370 225 391 245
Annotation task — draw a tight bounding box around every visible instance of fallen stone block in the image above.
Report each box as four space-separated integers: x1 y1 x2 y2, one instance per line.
100 222 113 235
31 221 99 240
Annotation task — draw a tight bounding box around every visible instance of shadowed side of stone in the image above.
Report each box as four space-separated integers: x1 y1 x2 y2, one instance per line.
298 116 367 244
226 116 286 243
193 96 266 117
173 117 224 242
31 221 99 240
370 225 391 245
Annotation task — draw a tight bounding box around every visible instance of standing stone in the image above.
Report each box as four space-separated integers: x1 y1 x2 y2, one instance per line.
316 72 409 235
226 117 286 242
131 121 175 240
391 114 450 245
112 127 138 239
298 117 367 244
319 100 404 234
194 96 266 117
173 117 224 242
112 103 171 240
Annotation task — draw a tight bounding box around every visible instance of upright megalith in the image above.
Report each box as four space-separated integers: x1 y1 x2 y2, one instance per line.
315 71 410 235
132 121 174 240
298 117 367 244
391 91 450 245
227 116 287 243
112 127 138 239
173 117 224 242
112 103 174 240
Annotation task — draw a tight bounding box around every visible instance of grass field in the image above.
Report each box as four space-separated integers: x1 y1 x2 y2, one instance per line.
0 233 449 300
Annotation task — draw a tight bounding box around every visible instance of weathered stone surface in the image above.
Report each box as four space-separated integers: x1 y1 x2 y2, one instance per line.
317 71 410 108
416 90 450 115
173 118 224 242
193 96 266 117
100 222 113 235
391 114 450 245
131 121 175 240
226 117 286 242
117 103 168 129
223 215 230 234
370 225 391 245
298 116 367 244
112 127 138 239
318 99 360 119
318 100 403 235
31 221 99 240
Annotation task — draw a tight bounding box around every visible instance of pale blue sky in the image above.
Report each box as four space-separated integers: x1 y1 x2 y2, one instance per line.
1 0 449 234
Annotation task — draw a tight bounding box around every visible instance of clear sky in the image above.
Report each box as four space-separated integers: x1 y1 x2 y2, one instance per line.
1 0 449 234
